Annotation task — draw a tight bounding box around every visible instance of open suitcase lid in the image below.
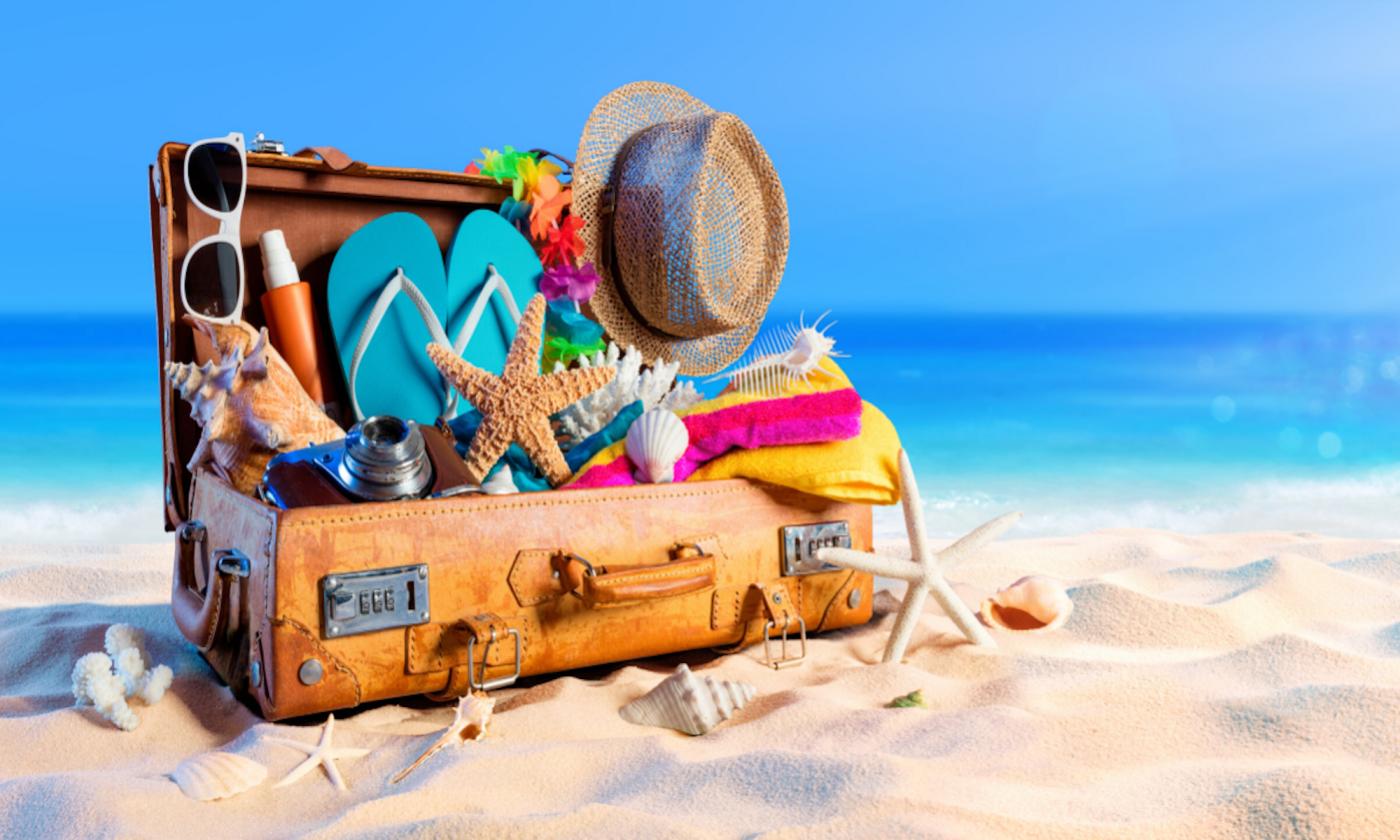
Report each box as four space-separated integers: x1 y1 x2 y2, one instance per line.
149 142 511 530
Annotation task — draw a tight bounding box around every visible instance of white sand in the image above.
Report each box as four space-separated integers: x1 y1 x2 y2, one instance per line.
2 531 1398 838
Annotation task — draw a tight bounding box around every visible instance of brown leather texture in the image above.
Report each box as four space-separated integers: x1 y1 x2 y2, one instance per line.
152 140 876 721
184 470 873 720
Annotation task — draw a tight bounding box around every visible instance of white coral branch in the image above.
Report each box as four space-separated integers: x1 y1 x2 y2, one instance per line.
71 624 173 731
554 343 703 447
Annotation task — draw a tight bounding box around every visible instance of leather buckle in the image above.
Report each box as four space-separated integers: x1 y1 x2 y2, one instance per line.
465 624 522 692
762 614 807 669
754 583 806 669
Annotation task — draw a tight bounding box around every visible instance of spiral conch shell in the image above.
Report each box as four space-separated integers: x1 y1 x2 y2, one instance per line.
390 692 495 785
166 318 344 495
625 408 689 483
979 575 1073 632
618 664 756 736
171 751 268 801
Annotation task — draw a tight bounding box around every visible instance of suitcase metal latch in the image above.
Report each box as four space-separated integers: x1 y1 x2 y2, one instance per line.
781 521 851 576
754 584 807 669
467 623 522 691
321 565 431 638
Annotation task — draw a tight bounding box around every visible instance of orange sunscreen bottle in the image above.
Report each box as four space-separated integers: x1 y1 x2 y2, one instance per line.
259 230 335 410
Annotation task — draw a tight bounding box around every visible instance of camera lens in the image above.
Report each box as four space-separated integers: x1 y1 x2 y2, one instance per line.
340 415 432 500
361 416 410 448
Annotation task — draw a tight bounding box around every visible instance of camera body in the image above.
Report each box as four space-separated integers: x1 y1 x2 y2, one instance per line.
260 415 477 509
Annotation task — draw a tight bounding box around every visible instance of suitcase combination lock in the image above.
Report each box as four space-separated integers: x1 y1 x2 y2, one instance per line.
781 521 852 576
321 565 431 638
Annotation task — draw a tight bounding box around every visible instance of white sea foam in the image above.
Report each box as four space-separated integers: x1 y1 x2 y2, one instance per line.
0 486 168 544
4 470 1396 546
875 467 1400 542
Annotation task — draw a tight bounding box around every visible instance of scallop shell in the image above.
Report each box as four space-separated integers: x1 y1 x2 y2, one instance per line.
618 664 755 736
979 575 1073 632
171 751 268 801
625 408 689 483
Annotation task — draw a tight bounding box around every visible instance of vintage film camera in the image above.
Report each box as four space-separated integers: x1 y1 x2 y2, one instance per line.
261 415 476 509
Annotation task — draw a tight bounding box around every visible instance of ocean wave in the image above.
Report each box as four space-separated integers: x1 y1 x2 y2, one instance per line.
3 470 1396 545
0 487 168 544
876 468 1400 541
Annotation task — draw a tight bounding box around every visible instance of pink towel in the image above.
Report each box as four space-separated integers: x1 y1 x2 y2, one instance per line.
568 388 863 489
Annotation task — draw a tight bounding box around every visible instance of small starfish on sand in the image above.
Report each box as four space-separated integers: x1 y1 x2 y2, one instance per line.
427 294 615 486
266 714 370 792
817 449 1020 661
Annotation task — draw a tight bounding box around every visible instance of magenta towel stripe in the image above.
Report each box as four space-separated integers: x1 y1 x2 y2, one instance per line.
569 389 863 489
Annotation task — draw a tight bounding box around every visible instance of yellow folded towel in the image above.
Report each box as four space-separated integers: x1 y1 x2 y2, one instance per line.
686 397 902 504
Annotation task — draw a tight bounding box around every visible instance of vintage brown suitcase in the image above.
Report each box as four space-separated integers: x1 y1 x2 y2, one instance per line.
150 140 875 720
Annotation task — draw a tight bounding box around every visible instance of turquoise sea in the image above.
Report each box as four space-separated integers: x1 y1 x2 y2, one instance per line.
2 312 1398 542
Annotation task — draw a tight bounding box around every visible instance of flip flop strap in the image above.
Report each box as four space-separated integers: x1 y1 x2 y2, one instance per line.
348 264 526 423
451 264 523 357
348 267 455 422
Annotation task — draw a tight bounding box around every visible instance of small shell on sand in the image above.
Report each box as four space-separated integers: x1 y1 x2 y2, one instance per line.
979 575 1074 632
618 664 755 736
171 751 268 801
390 693 495 785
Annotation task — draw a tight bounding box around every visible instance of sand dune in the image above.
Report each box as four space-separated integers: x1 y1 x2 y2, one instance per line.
1 530 1398 838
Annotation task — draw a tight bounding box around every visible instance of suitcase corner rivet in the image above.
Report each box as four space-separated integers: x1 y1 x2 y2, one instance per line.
298 659 324 686
418 567 428 579
325 576 338 589
419 611 429 621
328 625 340 636
848 588 862 610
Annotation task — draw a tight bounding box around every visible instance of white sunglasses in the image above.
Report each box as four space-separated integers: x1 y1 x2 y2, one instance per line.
179 131 248 325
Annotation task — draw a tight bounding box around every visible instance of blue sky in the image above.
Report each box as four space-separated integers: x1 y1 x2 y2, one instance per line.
3 2 1400 314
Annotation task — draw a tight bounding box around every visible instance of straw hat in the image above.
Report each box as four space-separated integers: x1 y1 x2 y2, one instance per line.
573 82 789 375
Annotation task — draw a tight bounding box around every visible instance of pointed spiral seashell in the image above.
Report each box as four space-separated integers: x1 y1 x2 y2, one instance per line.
979 575 1073 632
171 751 268 801
390 692 495 785
618 664 756 736
625 408 689 484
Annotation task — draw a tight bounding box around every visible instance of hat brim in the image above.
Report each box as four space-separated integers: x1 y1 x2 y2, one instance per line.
573 82 765 375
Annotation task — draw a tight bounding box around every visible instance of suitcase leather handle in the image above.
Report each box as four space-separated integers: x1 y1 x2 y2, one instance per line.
553 551 716 608
292 145 366 173
170 520 248 651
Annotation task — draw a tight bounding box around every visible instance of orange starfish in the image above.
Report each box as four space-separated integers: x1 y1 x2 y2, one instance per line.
426 295 615 486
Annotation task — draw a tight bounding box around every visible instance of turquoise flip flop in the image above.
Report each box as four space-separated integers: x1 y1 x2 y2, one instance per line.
444 210 545 375
327 212 449 424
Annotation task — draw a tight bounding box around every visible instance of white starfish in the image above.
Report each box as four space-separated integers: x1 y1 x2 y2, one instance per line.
816 449 1020 661
266 714 370 792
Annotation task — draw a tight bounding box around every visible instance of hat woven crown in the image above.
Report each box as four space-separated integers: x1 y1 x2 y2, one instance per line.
612 113 779 340
574 81 789 375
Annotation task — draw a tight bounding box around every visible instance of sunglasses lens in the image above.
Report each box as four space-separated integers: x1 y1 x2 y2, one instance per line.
184 240 242 319
187 142 243 214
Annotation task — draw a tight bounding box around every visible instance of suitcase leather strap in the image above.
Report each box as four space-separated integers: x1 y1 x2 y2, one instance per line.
711 581 803 653
417 613 523 700
292 145 366 174
551 545 717 609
